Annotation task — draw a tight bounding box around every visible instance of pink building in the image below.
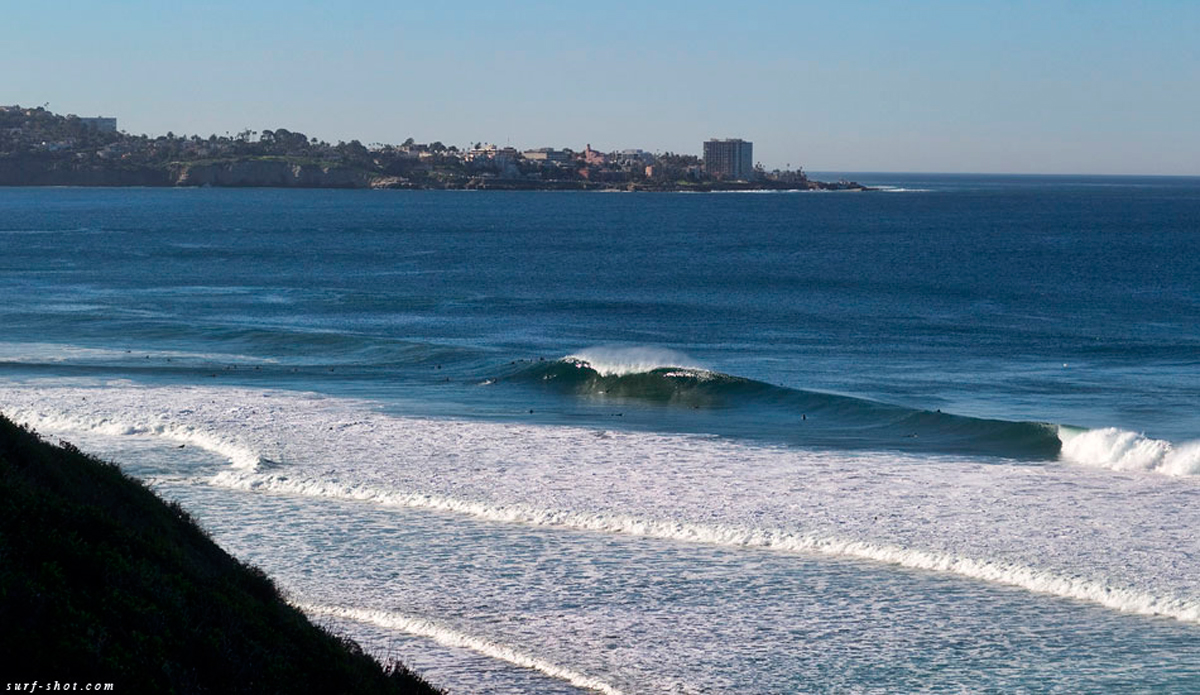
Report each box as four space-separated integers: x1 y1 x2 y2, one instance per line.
583 144 607 166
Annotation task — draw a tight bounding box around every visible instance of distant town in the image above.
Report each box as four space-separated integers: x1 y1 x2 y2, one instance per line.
0 106 868 191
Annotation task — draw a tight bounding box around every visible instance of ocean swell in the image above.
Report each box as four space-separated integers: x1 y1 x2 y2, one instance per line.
506 352 1063 459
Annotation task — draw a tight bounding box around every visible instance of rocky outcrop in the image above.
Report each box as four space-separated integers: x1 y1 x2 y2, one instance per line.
0 157 374 188
171 159 373 188
369 176 416 189
0 159 171 186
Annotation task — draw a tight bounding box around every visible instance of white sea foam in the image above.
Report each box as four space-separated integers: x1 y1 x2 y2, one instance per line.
218 471 1200 625
4 381 1200 626
300 603 624 695
3 392 263 470
708 189 806 194
1059 426 1200 476
563 346 706 376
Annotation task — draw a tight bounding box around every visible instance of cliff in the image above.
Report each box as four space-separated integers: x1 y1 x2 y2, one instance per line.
0 157 376 188
0 157 870 192
0 158 171 186
0 413 440 694
171 159 375 188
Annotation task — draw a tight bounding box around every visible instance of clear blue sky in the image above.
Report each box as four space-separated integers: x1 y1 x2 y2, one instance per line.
4 1 1198 174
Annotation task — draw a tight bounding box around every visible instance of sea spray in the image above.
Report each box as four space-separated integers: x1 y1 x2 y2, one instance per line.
562 346 707 377
1059 426 1200 476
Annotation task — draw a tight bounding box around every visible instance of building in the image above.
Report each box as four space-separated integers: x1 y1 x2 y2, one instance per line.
583 144 606 166
703 138 753 180
522 147 571 163
77 117 118 133
465 143 520 164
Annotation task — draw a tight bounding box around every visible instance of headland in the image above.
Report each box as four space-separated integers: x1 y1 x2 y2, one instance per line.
0 105 869 191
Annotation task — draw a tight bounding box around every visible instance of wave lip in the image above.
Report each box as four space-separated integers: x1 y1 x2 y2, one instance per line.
561 346 707 377
1059 426 1200 476
300 603 624 695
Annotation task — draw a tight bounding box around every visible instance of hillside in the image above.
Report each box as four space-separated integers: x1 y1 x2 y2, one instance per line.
0 413 440 694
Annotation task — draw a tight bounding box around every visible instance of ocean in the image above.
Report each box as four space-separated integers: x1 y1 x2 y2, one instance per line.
2 175 1199 693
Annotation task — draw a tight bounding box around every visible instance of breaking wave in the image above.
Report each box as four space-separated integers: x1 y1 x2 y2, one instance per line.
1060 426 1200 476
506 350 1063 459
5 380 1200 630
561 346 707 377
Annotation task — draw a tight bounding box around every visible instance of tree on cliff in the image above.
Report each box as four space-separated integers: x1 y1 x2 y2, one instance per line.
336 139 372 166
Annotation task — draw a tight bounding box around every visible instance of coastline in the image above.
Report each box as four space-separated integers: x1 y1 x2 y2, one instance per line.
0 158 871 192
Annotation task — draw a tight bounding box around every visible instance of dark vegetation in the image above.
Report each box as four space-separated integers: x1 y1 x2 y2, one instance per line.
0 412 441 694
0 105 864 190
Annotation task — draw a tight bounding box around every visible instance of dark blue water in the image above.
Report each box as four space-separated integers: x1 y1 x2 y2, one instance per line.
3 178 1200 694
2 178 1198 444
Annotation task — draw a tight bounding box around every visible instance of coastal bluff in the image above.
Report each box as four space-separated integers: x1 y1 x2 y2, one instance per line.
171 158 374 188
0 156 869 190
0 157 374 189
0 413 440 694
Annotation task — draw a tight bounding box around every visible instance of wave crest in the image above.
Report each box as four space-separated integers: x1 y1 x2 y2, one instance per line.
561 346 706 377
1060 427 1200 476
507 353 1062 459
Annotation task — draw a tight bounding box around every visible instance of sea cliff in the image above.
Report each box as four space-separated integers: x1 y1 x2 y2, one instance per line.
172 159 374 188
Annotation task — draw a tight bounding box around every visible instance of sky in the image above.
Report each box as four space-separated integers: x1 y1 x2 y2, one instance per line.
3 1 1198 174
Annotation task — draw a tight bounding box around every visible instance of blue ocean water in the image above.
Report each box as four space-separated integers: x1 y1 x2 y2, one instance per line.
2 176 1199 693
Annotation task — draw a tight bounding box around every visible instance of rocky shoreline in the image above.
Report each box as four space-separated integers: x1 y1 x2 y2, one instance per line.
0 157 871 192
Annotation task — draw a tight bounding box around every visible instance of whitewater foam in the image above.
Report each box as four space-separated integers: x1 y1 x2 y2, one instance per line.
3 390 264 470
217 471 1200 625
300 604 624 695
5 381 1200 627
1059 426 1200 476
